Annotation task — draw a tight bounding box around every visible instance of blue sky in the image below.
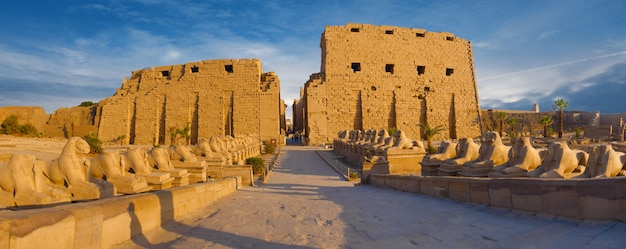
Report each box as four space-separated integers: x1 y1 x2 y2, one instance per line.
1 0 626 117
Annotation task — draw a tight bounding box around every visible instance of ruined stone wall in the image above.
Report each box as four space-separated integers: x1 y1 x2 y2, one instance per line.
45 106 98 138
96 59 281 145
292 87 306 133
0 106 48 132
300 24 482 145
302 73 326 144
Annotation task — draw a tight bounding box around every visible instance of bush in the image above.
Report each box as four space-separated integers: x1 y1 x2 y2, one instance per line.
19 123 39 137
1 115 38 137
84 132 103 153
574 127 583 138
245 157 265 174
1 115 20 134
349 170 359 179
79 101 96 107
264 142 276 154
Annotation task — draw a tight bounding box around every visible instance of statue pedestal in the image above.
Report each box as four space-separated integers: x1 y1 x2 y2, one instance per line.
438 163 463 176
203 157 225 179
173 160 208 183
138 172 174 190
108 176 152 194
158 168 191 187
421 161 443 176
458 166 493 177
385 149 426 174
361 149 426 181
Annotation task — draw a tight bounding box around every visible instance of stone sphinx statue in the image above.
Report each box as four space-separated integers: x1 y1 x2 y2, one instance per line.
438 138 480 176
425 140 458 163
90 149 151 194
364 129 377 144
124 147 174 190
489 137 543 177
212 136 233 163
149 147 191 187
0 154 71 207
457 131 511 176
43 137 114 200
576 144 626 178
420 140 458 176
168 145 197 163
386 130 425 152
527 141 587 178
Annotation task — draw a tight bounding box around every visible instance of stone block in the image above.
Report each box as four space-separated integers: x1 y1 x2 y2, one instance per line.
510 179 542 213
488 178 512 208
139 172 171 184
541 179 579 218
469 178 490 204
419 177 434 196
432 177 449 198
448 177 471 202
577 178 625 220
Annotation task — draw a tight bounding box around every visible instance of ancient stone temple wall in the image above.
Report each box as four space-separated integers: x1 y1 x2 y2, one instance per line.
96 59 281 145
298 24 482 145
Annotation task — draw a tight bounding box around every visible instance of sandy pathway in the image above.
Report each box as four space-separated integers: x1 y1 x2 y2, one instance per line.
114 145 625 249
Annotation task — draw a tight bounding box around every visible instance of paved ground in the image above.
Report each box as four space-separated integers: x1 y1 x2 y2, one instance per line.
114 145 626 249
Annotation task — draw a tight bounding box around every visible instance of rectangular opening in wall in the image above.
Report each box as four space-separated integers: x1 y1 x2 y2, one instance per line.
385 30 394 34
350 28 360 32
224 65 233 73
161 71 170 77
446 36 454 41
385 64 394 74
416 32 425 37
446 68 454 76
191 66 199 73
351 62 361 72
417 65 425 75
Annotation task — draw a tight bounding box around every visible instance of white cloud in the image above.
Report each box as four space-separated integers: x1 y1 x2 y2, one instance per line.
537 29 559 40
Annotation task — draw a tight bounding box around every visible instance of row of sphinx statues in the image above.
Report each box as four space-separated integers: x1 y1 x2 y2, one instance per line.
0 135 261 207
424 131 626 178
333 129 426 164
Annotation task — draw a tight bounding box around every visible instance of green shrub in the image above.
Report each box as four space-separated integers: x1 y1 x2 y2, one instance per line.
19 123 39 137
349 170 359 179
245 157 265 174
264 142 276 154
574 127 583 138
79 101 96 107
0 115 20 134
84 132 103 153
1 115 38 137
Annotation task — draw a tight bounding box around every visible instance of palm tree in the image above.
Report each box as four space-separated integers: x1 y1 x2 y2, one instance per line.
418 123 444 153
552 99 569 138
539 115 553 138
507 117 519 137
496 112 506 136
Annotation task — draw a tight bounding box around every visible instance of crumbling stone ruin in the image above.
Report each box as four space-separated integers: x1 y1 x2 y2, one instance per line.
293 24 482 145
95 58 284 145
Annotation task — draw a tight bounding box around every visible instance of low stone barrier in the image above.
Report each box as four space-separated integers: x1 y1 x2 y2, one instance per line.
0 178 238 248
369 175 626 221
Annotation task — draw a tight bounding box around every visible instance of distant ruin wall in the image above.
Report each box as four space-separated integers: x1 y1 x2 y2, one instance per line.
0 106 48 132
96 59 282 145
297 24 482 145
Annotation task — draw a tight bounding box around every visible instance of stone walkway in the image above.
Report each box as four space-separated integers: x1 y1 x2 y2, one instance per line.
114 146 626 249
